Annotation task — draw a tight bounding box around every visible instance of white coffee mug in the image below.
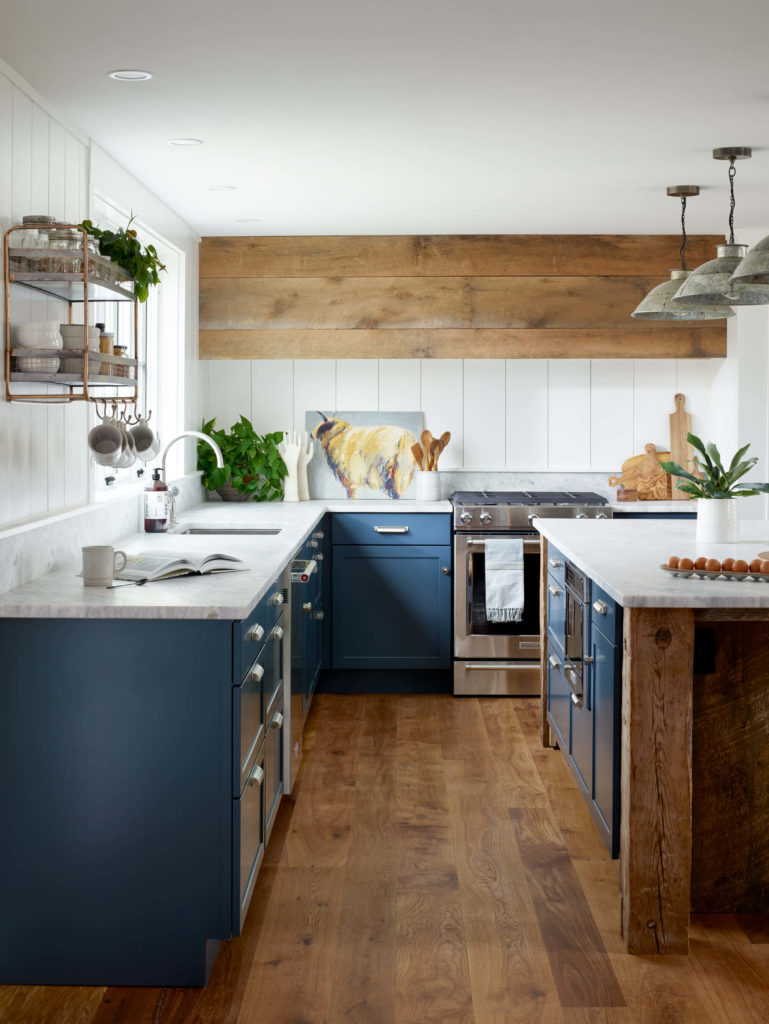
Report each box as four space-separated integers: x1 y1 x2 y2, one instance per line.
82 546 127 587
87 419 124 467
129 418 160 462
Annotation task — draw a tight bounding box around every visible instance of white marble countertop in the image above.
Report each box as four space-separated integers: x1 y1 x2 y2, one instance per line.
536 517 769 608
0 498 451 620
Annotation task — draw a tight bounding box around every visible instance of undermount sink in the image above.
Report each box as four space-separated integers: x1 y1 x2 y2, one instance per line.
175 526 282 535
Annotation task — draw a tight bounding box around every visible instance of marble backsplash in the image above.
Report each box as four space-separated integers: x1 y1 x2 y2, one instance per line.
0 472 205 594
433 471 614 501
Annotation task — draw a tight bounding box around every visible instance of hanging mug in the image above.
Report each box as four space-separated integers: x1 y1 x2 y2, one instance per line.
129 417 160 462
87 417 124 467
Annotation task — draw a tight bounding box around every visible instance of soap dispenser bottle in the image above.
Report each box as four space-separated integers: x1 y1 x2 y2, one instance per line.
144 468 170 533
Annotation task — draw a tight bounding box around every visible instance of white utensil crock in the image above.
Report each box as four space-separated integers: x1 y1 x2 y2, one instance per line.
696 498 739 544
414 470 441 501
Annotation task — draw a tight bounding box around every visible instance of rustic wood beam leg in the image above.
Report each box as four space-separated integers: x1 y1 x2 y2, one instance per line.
620 606 694 954
539 537 555 749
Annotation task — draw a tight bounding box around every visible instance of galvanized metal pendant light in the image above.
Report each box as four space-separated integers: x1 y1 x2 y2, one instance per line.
631 185 734 320
673 147 769 307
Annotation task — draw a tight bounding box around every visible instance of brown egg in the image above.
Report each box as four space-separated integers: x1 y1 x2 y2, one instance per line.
694 556 708 570
666 556 680 569
705 559 721 572
734 559 749 573
722 557 735 572
760 560 769 574
750 558 763 573
679 557 694 570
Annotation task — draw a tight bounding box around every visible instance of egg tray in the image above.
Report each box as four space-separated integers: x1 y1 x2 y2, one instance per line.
659 564 769 582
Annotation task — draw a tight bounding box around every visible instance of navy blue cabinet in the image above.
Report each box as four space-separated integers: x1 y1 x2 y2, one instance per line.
291 517 329 719
546 549 622 857
332 513 451 670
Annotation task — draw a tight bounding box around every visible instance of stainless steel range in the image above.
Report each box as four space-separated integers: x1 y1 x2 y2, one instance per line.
452 490 612 696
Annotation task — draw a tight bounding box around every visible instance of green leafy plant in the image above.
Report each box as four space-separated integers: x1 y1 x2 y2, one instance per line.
77 216 166 302
197 416 287 501
660 433 769 499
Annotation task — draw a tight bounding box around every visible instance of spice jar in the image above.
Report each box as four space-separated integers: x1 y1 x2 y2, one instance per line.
112 344 129 378
98 330 114 377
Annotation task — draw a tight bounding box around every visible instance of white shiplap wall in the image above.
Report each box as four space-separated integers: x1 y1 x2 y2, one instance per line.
0 67 90 529
202 357 722 472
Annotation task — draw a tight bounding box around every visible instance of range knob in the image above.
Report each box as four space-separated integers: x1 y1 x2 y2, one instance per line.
459 511 473 524
576 513 588 519
479 512 492 525
596 513 608 520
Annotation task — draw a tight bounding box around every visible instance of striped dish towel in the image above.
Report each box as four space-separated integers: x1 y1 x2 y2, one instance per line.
485 537 524 623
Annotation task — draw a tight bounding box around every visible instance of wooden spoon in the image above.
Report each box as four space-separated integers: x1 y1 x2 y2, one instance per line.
439 430 451 449
411 442 424 470
430 438 441 470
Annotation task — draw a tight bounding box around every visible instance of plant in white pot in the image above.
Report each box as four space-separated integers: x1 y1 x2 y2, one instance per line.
660 433 769 543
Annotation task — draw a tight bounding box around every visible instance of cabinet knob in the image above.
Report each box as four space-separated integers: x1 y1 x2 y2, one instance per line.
272 625 284 640
248 764 265 786
314 610 325 621
248 623 265 643
271 712 284 730
570 692 583 708
592 600 608 616
315 552 324 562
548 558 564 568
441 566 450 575
270 591 284 606
250 663 265 683
548 584 561 597
548 654 561 670
303 601 312 613
308 539 319 549
312 531 325 540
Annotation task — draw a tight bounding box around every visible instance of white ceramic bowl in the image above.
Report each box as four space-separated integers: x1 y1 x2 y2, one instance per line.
60 324 101 350
14 321 63 349
17 356 60 372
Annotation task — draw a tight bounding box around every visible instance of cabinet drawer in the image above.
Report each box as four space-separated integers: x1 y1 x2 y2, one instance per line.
546 573 566 653
332 512 450 546
264 624 284 725
236 581 285 683
545 544 567 588
546 642 570 750
232 744 265 935
591 582 622 645
233 640 274 796
264 698 285 844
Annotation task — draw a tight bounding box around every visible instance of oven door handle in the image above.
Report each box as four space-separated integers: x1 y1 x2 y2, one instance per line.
465 537 540 555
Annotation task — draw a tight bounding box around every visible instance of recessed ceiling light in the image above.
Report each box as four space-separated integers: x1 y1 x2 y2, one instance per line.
108 69 153 81
168 138 204 146
209 185 238 192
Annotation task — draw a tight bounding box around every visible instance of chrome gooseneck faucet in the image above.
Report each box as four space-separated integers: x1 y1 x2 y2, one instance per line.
160 430 224 526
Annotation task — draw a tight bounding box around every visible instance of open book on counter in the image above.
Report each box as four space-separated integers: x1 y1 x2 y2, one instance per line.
116 551 247 583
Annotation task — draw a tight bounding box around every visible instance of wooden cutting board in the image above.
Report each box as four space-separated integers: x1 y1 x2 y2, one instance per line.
669 393 693 501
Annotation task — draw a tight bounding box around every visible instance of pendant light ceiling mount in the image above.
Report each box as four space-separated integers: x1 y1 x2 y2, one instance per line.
631 184 733 321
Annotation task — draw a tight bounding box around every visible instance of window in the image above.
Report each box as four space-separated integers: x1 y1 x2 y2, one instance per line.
89 193 186 496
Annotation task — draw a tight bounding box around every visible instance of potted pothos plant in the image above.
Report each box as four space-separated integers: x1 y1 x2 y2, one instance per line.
660 432 769 542
197 416 287 501
77 216 166 302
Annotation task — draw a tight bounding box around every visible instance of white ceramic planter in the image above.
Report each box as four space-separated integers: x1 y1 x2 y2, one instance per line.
696 498 739 544
414 470 441 501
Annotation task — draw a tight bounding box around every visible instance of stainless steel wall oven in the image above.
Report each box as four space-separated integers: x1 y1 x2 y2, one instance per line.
452 491 612 696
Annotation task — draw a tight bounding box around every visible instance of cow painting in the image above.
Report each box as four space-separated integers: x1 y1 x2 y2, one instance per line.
311 412 418 499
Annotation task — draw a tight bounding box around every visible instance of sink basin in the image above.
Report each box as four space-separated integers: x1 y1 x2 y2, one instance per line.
175 527 282 536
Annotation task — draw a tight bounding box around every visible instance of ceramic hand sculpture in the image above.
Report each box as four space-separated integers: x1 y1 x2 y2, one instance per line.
297 431 314 501
278 431 301 502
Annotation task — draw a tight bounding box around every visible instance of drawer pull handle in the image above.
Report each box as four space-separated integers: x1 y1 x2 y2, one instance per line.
272 625 284 640
271 712 284 731
549 558 564 568
250 663 265 683
269 591 284 606
248 623 265 643
249 764 265 786
548 654 561 670
303 601 312 613
312 531 325 540
373 526 409 534
308 539 319 549
548 585 561 597
570 692 583 708
593 600 608 615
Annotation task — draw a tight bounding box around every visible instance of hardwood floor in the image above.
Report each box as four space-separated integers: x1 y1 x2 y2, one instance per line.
2 694 769 1023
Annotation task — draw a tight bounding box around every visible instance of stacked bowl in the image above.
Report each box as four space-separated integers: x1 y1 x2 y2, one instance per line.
13 321 63 372
59 324 101 373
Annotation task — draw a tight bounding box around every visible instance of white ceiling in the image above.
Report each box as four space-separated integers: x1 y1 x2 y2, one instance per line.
2 0 769 239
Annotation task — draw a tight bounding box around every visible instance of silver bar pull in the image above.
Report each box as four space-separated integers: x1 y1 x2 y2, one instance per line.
593 600 608 615
374 526 409 534
549 557 564 568
548 584 561 597
465 662 530 671
548 654 561 670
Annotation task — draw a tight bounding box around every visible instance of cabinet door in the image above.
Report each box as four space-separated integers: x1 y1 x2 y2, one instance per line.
232 745 265 935
592 624 621 855
332 544 451 669
546 642 570 750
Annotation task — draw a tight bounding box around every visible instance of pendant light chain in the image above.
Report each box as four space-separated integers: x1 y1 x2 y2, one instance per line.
680 196 688 270
728 158 736 245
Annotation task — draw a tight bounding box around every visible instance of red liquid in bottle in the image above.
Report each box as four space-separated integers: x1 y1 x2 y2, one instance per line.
144 468 170 533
